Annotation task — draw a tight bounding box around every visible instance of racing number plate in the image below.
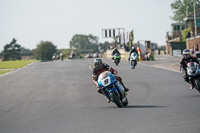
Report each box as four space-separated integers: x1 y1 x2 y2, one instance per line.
102 77 110 86
104 79 108 85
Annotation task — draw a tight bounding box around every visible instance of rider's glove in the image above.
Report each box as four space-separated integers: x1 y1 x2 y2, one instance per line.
113 70 118 75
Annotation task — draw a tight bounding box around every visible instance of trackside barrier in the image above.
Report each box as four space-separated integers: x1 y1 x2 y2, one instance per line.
105 49 138 61
105 49 156 61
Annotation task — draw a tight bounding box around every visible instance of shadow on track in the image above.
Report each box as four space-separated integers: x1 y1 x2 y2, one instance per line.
185 94 200 98
123 105 167 108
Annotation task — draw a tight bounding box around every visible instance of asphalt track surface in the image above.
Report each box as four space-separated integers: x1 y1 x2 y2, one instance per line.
0 58 200 133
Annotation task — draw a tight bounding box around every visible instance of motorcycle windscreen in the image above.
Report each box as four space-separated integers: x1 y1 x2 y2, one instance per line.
114 53 120 56
98 71 109 81
98 71 116 87
131 52 137 58
187 62 197 70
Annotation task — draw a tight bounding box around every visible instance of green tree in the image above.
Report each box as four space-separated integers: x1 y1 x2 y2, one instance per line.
151 43 158 50
182 28 191 42
69 34 99 52
158 45 166 51
33 41 57 61
98 41 113 52
3 38 21 61
20 47 33 56
171 0 200 22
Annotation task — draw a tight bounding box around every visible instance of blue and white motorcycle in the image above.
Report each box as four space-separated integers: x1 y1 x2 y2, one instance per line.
97 71 128 108
130 52 138 69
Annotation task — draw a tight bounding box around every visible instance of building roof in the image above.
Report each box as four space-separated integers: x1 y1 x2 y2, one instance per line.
188 8 200 17
184 8 200 21
171 23 186 26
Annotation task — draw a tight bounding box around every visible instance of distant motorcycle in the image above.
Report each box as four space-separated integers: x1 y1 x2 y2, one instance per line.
129 52 138 69
113 53 120 66
97 71 128 108
181 62 200 93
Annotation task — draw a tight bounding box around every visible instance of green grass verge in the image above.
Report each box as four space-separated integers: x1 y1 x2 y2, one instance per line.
0 70 12 75
0 60 37 69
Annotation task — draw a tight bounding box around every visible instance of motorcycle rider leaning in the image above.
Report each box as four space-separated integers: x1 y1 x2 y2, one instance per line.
128 47 138 61
92 58 129 103
180 49 200 90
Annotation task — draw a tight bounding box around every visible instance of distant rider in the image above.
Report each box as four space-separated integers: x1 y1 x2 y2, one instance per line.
92 58 129 102
180 49 199 90
128 47 138 61
112 48 121 61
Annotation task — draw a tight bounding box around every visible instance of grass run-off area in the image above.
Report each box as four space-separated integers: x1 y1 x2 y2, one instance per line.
0 60 37 69
0 70 12 75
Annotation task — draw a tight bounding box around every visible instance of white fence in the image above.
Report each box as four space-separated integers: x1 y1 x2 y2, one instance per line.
173 50 182 56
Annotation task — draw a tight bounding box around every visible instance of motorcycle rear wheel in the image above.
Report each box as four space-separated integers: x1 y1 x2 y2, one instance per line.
122 96 128 106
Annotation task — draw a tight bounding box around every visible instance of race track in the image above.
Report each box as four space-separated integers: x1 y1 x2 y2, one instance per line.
0 58 200 133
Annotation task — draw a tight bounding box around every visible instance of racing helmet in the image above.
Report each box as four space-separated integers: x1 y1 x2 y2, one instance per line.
132 47 135 50
183 49 191 59
94 58 103 70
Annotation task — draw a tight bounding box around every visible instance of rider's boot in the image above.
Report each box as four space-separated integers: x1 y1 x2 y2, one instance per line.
121 82 129 92
190 84 194 90
124 87 129 92
189 78 194 90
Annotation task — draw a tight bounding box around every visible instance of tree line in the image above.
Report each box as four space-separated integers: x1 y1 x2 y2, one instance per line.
171 0 200 22
0 35 113 61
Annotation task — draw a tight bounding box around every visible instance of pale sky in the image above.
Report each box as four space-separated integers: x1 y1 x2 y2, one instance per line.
0 0 176 51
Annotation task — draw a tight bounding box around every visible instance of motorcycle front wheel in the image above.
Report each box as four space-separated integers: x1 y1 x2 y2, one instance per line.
122 96 128 106
110 91 123 108
115 60 119 66
194 78 200 93
131 60 135 69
